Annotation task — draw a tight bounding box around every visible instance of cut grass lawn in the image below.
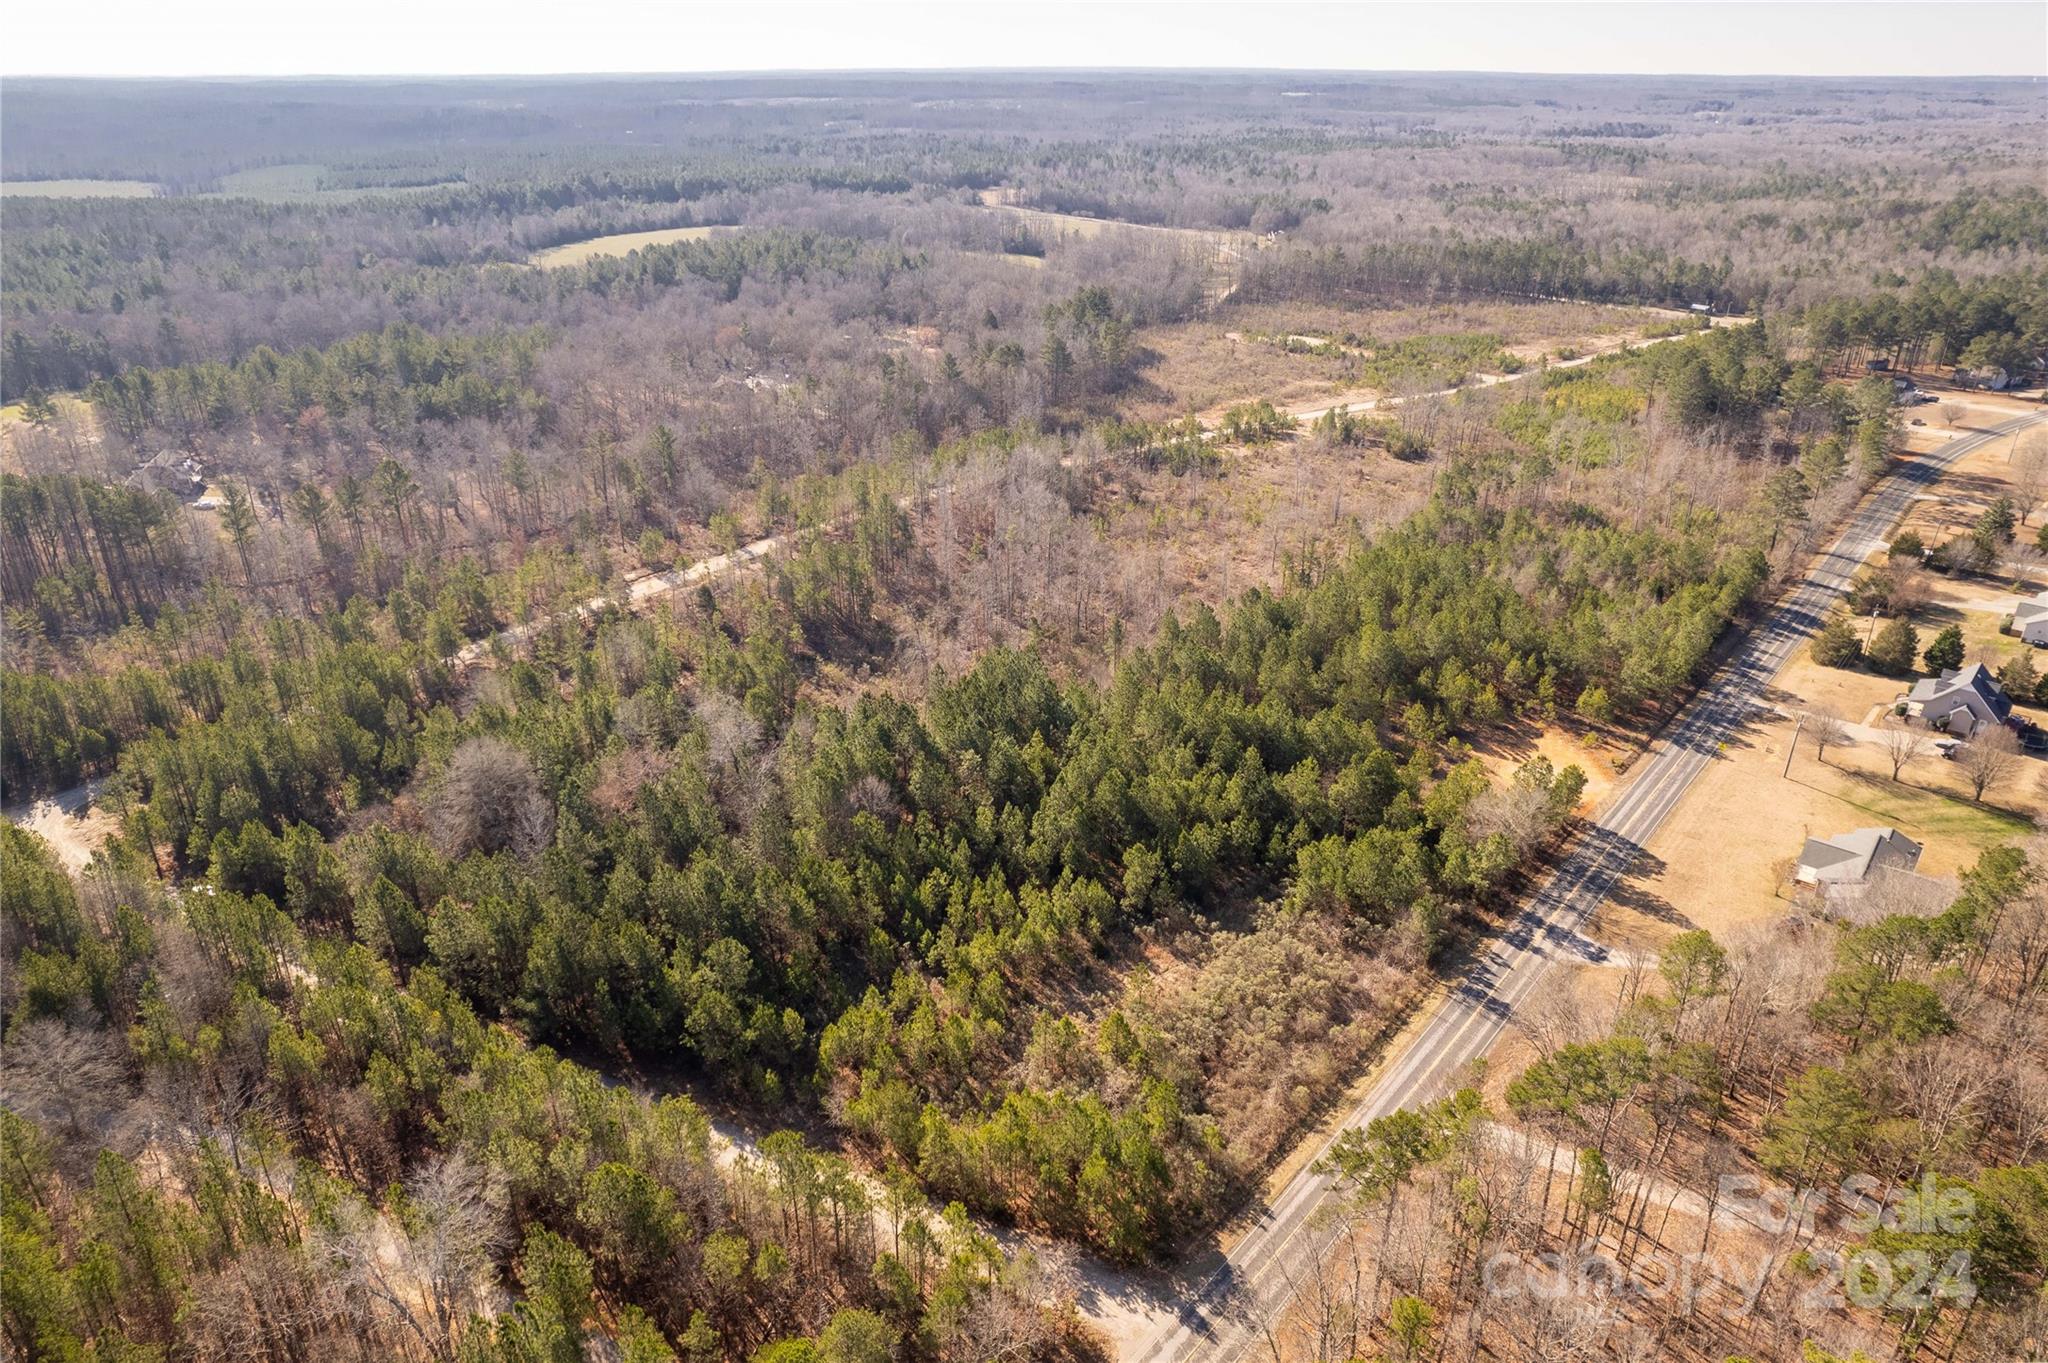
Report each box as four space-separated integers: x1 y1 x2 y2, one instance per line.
1813 763 2035 846
530 225 731 268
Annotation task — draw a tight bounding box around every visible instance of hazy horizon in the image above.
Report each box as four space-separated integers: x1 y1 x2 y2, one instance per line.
5 1 2045 80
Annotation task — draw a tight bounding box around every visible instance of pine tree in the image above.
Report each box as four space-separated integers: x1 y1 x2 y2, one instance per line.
218 482 258 581
1865 617 1919 677
1999 649 2039 700
1923 623 1966 672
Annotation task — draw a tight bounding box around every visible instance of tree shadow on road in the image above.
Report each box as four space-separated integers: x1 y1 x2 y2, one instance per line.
1603 850 1700 932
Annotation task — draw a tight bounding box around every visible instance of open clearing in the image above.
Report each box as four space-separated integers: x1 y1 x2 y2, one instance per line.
2 178 158 197
530 224 733 268
4 780 118 874
209 163 465 201
1126 299 1693 422
977 190 1249 249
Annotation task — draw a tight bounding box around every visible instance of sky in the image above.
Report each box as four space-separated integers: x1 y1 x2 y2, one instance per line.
3 0 2044 79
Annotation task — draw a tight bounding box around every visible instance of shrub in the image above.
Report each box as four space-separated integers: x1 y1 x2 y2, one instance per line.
1811 616 1864 669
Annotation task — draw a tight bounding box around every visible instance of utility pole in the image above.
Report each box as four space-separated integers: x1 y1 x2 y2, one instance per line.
1783 712 1805 778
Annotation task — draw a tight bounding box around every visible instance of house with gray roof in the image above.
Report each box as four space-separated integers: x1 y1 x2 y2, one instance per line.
1795 827 1924 887
2014 593 2048 647
1905 663 2012 737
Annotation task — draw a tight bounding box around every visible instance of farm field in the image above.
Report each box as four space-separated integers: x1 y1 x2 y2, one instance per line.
208 162 466 200
529 223 733 267
1 178 158 197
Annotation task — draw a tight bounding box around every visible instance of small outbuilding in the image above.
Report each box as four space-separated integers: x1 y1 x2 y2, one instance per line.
1795 827 1924 887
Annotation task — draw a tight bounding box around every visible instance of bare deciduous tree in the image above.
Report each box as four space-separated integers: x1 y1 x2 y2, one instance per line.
0 1019 128 1162
2000 1058 2048 1163
320 1150 506 1362
1463 780 1553 856
1877 717 1931 781
1804 708 1850 766
426 735 554 861
2011 432 2048 528
1957 726 2022 802
1897 1038 1993 1178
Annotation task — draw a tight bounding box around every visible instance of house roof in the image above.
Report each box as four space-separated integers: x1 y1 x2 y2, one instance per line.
1907 663 2012 718
2016 595 2048 626
1797 827 1924 883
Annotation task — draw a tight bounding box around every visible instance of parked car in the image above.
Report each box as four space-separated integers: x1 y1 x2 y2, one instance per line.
1932 737 1963 760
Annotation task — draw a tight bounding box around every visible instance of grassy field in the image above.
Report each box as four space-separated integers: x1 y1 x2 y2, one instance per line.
214 164 330 198
2 179 158 198
530 225 731 268
1124 300 1674 423
0 394 92 427
1816 763 2037 843
207 164 465 202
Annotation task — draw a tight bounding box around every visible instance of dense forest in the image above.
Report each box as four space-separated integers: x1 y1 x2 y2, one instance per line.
3 70 2045 1363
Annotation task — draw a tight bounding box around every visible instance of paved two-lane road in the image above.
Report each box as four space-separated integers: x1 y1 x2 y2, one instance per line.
1136 409 2046 1363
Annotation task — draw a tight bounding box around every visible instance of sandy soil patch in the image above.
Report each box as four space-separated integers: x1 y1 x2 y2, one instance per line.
5 779 119 873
